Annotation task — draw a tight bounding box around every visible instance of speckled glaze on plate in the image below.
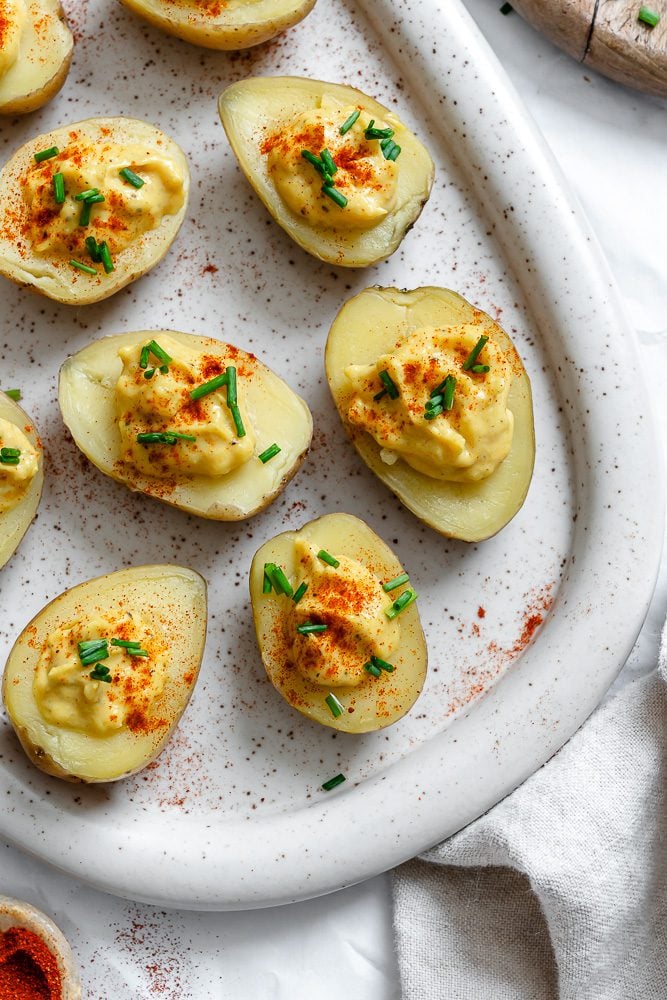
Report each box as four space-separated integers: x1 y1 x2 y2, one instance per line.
0 0 662 909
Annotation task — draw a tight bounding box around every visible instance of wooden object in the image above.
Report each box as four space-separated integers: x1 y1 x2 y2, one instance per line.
510 0 667 97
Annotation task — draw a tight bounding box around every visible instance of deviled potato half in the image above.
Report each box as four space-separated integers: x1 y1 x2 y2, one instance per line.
59 330 313 520
250 513 427 733
0 117 189 305
120 0 317 49
2 565 207 783
0 391 43 570
325 287 535 542
218 77 434 268
0 0 73 115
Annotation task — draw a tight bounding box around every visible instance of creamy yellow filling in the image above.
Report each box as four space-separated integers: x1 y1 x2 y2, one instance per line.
264 97 399 231
0 0 26 78
344 324 515 483
0 417 38 513
23 140 185 258
115 333 256 479
33 612 168 735
284 540 399 687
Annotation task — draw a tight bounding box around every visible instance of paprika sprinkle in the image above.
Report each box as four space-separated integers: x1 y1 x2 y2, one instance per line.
0 926 62 999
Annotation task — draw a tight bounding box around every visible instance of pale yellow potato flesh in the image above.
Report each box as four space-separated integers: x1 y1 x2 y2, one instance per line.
2 565 207 783
250 513 427 733
325 287 536 542
0 392 43 570
0 118 189 305
0 0 72 115
120 0 317 49
58 330 313 520
218 77 434 268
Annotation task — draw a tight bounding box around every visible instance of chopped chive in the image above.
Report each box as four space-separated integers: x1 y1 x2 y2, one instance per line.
322 184 348 208
74 188 100 201
258 443 281 464
262 568 273 593
364 122 394 140
322 773 346 791
146 339 171 366
373 388 387 402
110 638 142 649
4 390 21 401
226 366 237 406
0 455 19 464
317 549 340 568
265 562 293 597
78 200 93 227
230 403 246 438
471 364 490 374
325 693 343 718
0 447 20 458
128 649 149 657
301 149 325 174
80 649 109 666
136 431 197 444
425 395 443 410
443 375 456 410
292 581 308 604
380 138 401 161
297 622 328 634
425 406 443 420
385 588 418 620
70 259 97 275
143 368 155 380
339 110 360 135
78 639 107 652
371 655 395 672
500 1 513 12
139 345 150 369
34 146 58 162
462 335 489 371
364 662 382 677
99 241 114 274
320 149 337 176
189 372 228 401
638 5 660 24
89 664 112 682
159 365 169 375
85 236 102 263
53 172 65 204
383 573 409 592
378 369 399 399
119 167 145 188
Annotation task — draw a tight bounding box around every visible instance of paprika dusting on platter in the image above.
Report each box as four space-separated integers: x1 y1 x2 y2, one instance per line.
0 926 62 1000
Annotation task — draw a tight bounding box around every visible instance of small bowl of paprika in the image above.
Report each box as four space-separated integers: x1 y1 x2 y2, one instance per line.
0 896 81 1000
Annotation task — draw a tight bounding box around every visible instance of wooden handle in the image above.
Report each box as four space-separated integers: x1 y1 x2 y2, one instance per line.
510 0 667 97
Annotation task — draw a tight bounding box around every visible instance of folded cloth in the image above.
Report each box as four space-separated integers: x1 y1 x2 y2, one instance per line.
392 622 667 1000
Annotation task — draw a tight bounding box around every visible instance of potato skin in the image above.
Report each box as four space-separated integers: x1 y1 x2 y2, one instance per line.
0 394 43 570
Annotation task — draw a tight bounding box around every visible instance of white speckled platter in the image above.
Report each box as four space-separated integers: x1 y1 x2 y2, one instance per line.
0 0 662 909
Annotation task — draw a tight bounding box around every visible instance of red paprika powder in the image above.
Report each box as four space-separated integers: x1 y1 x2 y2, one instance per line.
0 926 62 1000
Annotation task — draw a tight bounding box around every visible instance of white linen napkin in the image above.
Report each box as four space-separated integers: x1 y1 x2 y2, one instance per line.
392 622 667 999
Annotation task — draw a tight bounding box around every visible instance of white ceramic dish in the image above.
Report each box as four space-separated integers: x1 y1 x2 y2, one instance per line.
0 0 661 909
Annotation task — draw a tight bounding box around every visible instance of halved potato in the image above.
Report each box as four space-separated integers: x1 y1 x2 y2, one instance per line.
58 330 313 520
119 0 317 49
250 513 427 733
325 286 535 542
0 117 189 305
218 77 434 267
0 391 43 570
0 0 72 115
2 565 207 782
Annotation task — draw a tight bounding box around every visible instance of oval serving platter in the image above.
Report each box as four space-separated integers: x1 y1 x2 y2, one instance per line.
0 0 662 908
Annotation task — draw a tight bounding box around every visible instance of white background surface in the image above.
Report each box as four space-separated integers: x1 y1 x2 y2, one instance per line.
1 0 666 996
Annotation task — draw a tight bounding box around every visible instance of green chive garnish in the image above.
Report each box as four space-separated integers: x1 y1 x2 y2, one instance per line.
85 236 101 263
263 568 273 593
258 443 281 464
110 638 140 648
90 664 112 682
78 639 107 652
364 662 382 677
136 431 197 444
462 335 489 371
385 588 418 620
297 622 328 634
74 188 99 201
139 345 150 369
500 1 513 12
34 146 58 163
119 167 145 187
226 366 237 406
70 259 97 275
320 149 337 176
144 369 155 380
425 405 443 421
380 138 401 161
374 369 399 401
80 649 109 666
638 5 659 24
383 573 409 592
443 375 456 410
99 241 114 274
471 364 490 374
0 447 20 464
230 403 245 438
265 562 293 597
325 693 343 718
146 340 171 366
3 390 21 401
364 122 394 140
317 549 340 568
189 372 228 400
371 655 394 672
53 172 65 204
322 185 348 208
339 110 360 135
292 582 308 604
79 201 93 227
425 396 443 410
322 773 346 791
301 149 325 174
